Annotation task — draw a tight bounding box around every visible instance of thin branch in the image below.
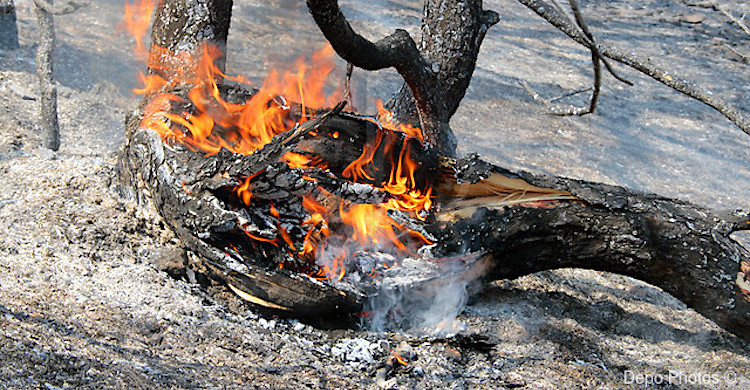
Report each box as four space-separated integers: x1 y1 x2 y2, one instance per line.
724 44 749 62
521 0 603 116
568 0 631 86
343 62 353 111
519 80 597 116
716 4 750 36
33 0 87 16
517 0 750 135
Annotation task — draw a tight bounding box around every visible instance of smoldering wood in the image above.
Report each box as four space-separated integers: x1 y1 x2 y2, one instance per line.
0 1 19 50
34 0 60 151
124 0 750 341
119 98 364 319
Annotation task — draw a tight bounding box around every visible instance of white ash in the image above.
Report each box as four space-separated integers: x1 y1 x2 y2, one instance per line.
330 338 387 363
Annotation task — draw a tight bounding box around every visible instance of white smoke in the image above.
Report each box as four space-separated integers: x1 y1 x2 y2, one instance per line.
360 254 491 336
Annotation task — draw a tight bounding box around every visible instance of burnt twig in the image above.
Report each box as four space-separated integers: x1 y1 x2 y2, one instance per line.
715 4 750 36
517 0 750 135
523 0 634 116
343 62 353 111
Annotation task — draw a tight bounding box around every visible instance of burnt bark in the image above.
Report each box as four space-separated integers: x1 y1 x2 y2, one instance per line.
148 0 233 78
120 84 750 340
119 95 363 318
0 1 19 50
122 0 750 342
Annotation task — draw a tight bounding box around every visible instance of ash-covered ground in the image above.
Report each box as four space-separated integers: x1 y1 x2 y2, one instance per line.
0 0 749 388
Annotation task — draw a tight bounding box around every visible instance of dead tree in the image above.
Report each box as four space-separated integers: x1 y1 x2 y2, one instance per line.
34 0 60 151
32 0 87 151
119 0 750 341
0 0 19 50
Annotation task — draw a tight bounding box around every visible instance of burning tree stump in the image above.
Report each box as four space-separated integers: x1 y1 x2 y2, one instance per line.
118 79 750 339
118 0 750 341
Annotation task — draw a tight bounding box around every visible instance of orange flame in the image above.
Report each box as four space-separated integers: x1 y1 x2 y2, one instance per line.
391 350 408 365
137 43 339 155
339 203 409 252
376 99 423 141
120 0 159 59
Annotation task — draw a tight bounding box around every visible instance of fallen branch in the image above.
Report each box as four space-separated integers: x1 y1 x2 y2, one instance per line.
517 0 750 135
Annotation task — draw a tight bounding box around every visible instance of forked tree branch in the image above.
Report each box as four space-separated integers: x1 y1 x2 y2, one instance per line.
307 0 499 156
517 0 750 135
306 0 453 155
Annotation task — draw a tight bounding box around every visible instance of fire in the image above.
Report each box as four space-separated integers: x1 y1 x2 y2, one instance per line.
120 0 159 59
391 350 408 365
124 4 434 282
376 99 423 141
339 203 409 252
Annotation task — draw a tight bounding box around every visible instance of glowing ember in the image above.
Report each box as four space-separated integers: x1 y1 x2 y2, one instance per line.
391 350 408 365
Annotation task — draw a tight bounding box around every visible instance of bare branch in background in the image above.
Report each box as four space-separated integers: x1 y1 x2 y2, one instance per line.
517 0 750 135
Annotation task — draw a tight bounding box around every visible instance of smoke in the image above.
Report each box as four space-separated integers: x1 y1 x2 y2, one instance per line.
359 254 491 336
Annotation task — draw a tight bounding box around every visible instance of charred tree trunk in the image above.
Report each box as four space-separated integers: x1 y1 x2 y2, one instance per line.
385 0 499 130
0 0 19 50
148 0 233 78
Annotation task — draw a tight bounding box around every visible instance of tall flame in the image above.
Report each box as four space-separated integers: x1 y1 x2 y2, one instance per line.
120 0 159 59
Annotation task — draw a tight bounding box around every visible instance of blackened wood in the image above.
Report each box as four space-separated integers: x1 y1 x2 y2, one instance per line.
118 100 363 318
0 1 19 50
430 155 750 341
121 90 750 339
